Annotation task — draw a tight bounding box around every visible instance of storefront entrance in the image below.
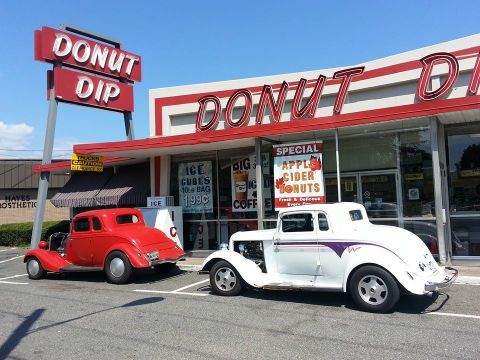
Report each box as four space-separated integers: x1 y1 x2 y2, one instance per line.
446 126 480 258
325 170 400 219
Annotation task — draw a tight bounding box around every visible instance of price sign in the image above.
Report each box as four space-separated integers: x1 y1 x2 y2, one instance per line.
178 161 213 214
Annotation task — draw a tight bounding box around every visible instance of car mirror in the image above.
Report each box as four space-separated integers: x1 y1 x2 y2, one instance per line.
38 240 48 250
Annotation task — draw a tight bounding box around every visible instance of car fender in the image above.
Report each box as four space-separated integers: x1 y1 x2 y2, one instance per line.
103 243 150 269
24 249 71 272
342 246 423 295
201 250 265 288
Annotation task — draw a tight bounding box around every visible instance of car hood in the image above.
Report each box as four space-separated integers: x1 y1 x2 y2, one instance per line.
230 229 276 242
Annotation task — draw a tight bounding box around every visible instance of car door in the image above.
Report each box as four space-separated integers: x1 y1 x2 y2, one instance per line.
273 211 320 276
68 217 93 266
316 211 349 288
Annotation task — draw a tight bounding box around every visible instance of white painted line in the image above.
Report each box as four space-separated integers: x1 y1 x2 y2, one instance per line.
0 280 28 285
0 248 17 252
428 312 480 320
455 282 480 286
133 289 208 297
172 279 209 293
0 274 28 281
0 256 23 264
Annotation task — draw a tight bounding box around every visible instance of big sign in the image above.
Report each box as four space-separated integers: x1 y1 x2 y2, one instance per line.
35 26 141 113
273 141 325 209
35 26 141 81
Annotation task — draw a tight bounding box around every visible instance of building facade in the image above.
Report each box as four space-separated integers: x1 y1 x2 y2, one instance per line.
55 34 480 265
0 160 69 224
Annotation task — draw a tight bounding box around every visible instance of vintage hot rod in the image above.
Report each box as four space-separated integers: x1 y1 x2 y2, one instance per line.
24 208 185 284
201 203 457 312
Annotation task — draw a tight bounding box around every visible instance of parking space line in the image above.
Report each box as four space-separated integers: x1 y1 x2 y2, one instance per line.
133 289 208 297
428 312 480 320
0 248 17 252
0 280 28 285
172 279 209 293
0 255 23 264
0 274 28 281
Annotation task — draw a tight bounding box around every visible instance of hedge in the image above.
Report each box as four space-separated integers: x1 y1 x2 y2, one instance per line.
0 220 70 247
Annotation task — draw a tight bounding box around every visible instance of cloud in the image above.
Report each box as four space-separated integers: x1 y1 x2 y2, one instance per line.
0 121 34 151
0 122 80 159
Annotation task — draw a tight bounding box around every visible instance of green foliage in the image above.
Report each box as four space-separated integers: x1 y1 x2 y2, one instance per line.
0 220 70 247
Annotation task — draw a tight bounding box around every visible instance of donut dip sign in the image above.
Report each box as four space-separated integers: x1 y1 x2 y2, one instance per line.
273 141 325 209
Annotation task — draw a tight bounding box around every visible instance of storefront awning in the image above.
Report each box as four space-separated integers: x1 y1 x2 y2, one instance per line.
94 163 150 207
50 169 113 208
51 163 150 208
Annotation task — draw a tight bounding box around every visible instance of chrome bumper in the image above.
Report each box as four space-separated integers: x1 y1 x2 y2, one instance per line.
424 267 458 292
149 254 185 267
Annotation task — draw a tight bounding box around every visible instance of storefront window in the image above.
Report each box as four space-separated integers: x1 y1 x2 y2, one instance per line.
447 129 480 256
399 129 434 217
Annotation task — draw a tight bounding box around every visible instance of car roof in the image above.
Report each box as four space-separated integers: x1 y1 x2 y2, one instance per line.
73 208 141 219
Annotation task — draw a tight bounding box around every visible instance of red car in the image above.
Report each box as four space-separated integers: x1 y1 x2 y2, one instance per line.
24 208 185 284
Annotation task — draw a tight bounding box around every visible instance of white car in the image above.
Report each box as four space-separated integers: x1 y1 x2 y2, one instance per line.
200 202 457 313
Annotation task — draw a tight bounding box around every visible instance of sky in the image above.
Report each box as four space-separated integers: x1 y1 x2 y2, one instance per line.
0 0 479 159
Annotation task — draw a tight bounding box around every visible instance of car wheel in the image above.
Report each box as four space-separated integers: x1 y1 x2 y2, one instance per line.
105 251 132 284
26 257 46 280
154 263 177 273
210 260 243 296
349 265 400 313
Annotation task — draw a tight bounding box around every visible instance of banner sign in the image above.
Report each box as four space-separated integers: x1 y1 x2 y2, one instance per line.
178 161 213 214
52 67 134 112
273 141 325 209
71 153 104 172
35 26 142 82
231 154 272 212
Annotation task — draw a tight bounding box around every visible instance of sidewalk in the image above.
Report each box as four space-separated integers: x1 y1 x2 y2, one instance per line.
178 254 480 285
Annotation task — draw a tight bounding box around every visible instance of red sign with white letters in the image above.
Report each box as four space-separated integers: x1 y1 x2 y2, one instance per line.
35 26 141 82
53 67 134 112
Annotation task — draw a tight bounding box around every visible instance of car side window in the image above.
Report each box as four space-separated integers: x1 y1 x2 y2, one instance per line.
116 214 139 224
74 218 90 232
92 217 102 231
281 213 314 233
318 213 329 231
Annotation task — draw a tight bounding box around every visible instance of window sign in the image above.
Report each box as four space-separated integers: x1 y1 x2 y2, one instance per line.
231 154 271 212
273 141 325 209
178 161 213 214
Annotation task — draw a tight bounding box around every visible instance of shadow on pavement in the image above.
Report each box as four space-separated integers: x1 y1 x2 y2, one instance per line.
42 266 188 285
0 308 45 360
217 287 444 314
27 296 164 335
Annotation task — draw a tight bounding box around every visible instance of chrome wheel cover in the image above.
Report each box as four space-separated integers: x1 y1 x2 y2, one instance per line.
109 258 125 278
358 275 388 305
27 259 40 276
214 267 237 292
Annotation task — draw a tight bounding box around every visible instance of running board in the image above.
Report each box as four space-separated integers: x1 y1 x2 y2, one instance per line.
60 265 102 272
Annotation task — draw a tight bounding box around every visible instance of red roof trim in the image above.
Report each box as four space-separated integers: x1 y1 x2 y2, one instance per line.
75 95 480 155
153 46 480 136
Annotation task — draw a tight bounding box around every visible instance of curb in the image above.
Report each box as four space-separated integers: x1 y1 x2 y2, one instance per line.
456 276 480 285
178 264 202 272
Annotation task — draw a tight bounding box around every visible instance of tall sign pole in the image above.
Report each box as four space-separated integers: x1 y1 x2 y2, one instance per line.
31 72 58 248
31 25 141 248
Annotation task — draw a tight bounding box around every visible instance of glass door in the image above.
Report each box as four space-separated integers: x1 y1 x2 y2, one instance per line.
359 172 399 219
325 176 358 203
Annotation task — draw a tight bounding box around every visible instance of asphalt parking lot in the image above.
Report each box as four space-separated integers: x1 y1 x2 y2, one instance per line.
1 247 480 360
